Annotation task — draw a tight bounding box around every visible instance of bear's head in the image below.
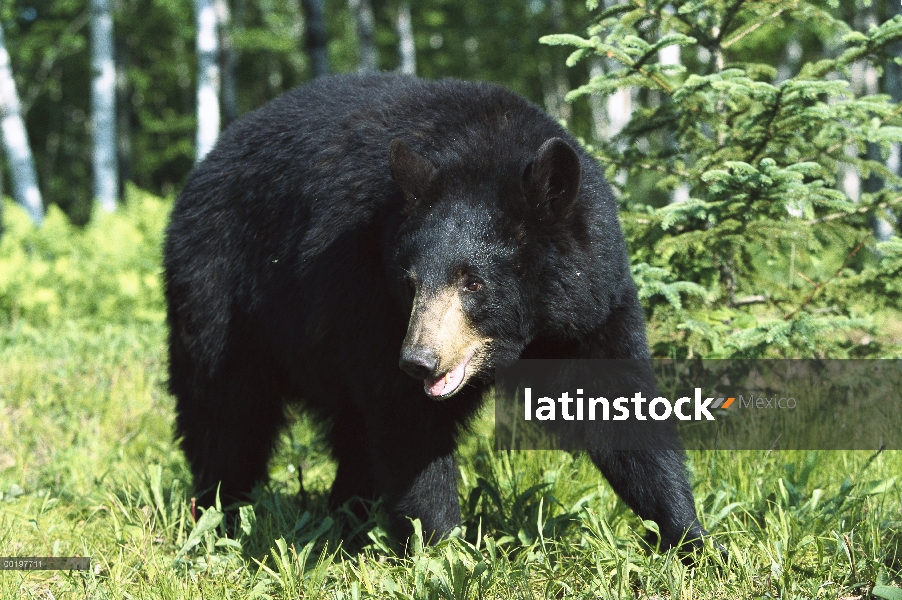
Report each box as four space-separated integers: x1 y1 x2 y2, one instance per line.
388 136 588 399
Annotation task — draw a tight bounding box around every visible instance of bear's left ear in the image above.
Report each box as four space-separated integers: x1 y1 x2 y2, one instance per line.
389 139 436 207
522 137 581 218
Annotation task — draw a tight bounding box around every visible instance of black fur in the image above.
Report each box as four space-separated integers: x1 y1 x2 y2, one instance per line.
164 73 706 550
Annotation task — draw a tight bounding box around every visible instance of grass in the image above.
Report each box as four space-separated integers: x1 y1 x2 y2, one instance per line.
0 321 900 599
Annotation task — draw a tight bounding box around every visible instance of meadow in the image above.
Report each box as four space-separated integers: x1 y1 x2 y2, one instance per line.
0 193 900 598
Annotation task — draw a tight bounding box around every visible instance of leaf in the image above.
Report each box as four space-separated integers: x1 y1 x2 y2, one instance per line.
862 478 896 496
873 586 902 600
539 34 595 49
175 507 223 559
239 505 256 538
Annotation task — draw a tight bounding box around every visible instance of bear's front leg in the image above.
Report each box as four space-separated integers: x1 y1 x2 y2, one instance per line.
382 452 461 544
582 299 710 553
364 405 462 546
588 447 706 551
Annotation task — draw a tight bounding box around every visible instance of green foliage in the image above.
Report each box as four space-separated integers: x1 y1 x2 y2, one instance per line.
0 186 169 328
545 0 902 358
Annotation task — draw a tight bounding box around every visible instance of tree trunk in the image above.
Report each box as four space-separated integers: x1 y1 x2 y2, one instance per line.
658 35 687 203
883 0 901 234
396 2 415 75
195 0 221 162
544 0 571 123
588 58 605 141
217 0 239 126
349 0 377 72
851 8 895 240
116 37 131 194
605 82 631 138
300 0 330 78
607 0 631 131
91 0 118 212
0 25 43 225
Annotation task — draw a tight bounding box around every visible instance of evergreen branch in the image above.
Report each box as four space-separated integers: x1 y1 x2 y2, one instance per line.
783 237 868 321
722 5 792 49
638 0 712 47
716 0 750 46
603 49 675 94
633 162 691 178
747 87 784 163
805 195 902 225
795 272 817 287
804 16 902 78
798 103 902 163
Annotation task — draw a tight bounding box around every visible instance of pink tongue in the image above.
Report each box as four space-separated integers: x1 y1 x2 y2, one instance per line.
425 359 468 398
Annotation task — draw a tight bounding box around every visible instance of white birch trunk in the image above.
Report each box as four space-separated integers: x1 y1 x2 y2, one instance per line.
91 0 118 212
349 0 377 72
195 0 221 162
551 0 570 123
659 37 688 203
600 0 630 139
0 25 42 225
586 58 632 141
588 58 605 141
605 86 631 138
396 2 415 75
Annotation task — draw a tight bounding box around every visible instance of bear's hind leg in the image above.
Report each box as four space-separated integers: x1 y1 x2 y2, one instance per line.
175 370 286 510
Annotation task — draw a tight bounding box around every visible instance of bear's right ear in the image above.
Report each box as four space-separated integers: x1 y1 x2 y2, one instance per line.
522 137 581 219
389 139 436 207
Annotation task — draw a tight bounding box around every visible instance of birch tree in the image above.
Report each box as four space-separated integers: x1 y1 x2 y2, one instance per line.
396 2 415 75
91 0 118 212
195 0 221 162
349 0 377 72
540 0 571 123
0 24 42 225
658 40 688 203
217 0 239 126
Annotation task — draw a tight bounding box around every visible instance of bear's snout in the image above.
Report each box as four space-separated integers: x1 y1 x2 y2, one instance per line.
399 346 438 379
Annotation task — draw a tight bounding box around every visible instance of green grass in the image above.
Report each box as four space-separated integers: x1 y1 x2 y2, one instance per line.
0 194 900 597
1 322 900 599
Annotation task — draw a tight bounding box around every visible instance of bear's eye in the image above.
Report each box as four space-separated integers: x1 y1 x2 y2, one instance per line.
463 279 483 293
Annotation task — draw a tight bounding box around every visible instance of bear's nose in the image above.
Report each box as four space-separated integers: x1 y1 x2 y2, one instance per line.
399 347 438 379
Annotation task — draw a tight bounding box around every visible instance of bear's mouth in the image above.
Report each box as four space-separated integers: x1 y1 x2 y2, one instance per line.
423 351 473 399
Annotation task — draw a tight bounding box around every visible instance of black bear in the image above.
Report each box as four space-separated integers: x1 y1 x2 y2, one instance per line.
164 73 706 550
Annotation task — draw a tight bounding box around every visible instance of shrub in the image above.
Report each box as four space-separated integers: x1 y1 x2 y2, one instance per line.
544 1 902 358
0 186 170 328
